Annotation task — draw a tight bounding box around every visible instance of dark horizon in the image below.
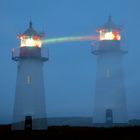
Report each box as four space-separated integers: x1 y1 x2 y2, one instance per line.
0 0 140 124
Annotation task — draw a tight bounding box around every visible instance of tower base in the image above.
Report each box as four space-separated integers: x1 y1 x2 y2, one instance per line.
12 118 48 130
92 123 129 127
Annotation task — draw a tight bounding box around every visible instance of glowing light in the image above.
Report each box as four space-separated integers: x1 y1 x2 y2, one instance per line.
41 36 99 45
99 29 121 41
18 35 42 47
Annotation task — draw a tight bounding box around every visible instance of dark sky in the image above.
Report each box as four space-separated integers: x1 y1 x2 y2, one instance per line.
0 0 140 124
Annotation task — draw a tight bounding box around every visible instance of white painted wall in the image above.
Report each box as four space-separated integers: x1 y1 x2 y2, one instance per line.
93 40 128 125
12 57 47 130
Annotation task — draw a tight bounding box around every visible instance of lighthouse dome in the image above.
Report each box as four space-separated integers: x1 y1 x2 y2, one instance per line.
20 22 44 37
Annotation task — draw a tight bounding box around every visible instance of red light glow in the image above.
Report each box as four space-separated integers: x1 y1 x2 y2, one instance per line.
18 35 42 48
99 29 121 41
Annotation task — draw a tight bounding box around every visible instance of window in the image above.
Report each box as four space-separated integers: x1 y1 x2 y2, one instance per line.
106 68 112 78
27 75 32 84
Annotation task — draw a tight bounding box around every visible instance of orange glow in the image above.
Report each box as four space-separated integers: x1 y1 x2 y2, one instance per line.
18 35 42 48
99 29 121 41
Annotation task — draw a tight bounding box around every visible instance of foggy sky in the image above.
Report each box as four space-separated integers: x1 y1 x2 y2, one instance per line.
0 0 140 124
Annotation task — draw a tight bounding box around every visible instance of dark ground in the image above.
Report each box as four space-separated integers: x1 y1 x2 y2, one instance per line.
0 125 140 139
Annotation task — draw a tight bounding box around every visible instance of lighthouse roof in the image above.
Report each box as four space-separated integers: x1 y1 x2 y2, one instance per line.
97 16 122 32
19 22 44 37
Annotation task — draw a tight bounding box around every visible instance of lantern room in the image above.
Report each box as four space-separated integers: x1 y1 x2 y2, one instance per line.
17 22 44 48
97 16 122 41
12 22 49 61
98 29 121 41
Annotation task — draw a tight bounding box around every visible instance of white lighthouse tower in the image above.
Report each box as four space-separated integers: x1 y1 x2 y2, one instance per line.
12 22 48 130
92 17 128 126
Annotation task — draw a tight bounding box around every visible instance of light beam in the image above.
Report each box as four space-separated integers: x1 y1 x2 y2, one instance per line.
42 35 99 45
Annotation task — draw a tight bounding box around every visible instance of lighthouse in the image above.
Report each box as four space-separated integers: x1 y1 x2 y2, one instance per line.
12 22 48 130
92 17 128 126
